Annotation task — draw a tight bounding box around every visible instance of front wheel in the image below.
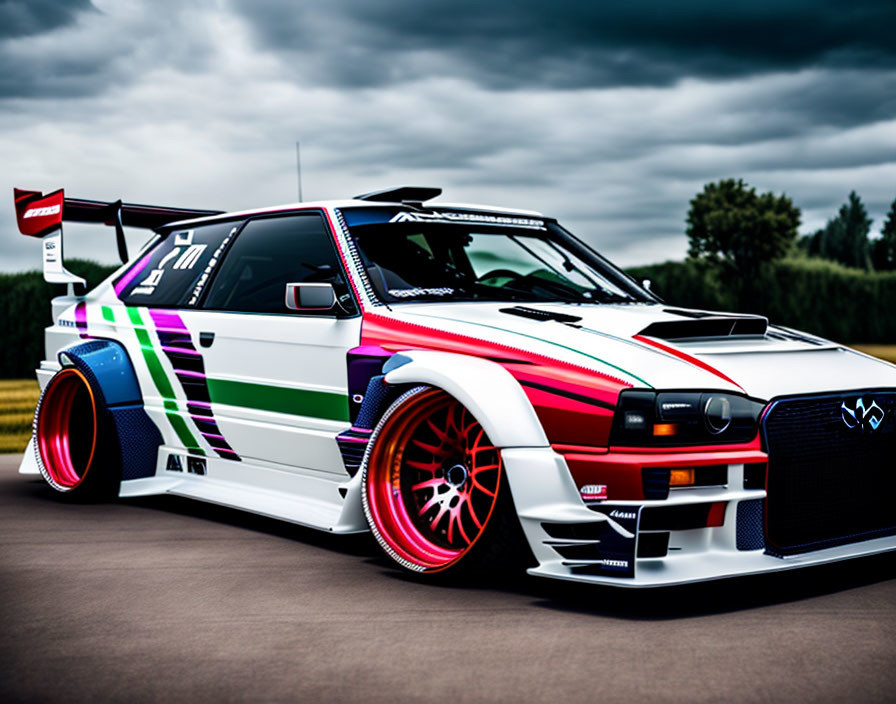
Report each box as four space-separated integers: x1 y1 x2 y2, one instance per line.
361 386 525 574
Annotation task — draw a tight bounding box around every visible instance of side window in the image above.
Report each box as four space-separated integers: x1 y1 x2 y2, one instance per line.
202 214 357 315
119 222 239 307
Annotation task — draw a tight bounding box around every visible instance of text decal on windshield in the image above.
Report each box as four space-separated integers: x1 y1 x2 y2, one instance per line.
389 210 545 230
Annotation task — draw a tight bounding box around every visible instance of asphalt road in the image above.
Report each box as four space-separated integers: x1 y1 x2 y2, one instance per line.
2 454 895 704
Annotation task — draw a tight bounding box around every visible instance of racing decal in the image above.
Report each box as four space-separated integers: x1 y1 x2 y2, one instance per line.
130 231 203 297
74 302 89 339
632 334 744 391
186 225 238 305
388 210 546 230
204 378 350 422
361 312 631 446
147 309 240 461
126 306 206 457
14 188 64 237
113 251 153 297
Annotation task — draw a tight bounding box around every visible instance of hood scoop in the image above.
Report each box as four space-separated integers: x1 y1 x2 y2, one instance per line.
638 315 768 341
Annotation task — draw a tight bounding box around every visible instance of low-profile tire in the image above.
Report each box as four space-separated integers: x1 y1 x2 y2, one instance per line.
33 367 120 500
361 386 529 575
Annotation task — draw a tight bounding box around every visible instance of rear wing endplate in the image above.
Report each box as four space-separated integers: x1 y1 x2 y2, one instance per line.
14 188 222 288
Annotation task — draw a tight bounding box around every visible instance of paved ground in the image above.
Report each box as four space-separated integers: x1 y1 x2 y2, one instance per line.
1 454 895 704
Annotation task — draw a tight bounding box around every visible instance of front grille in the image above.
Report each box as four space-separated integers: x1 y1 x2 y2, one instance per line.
763 391 896 556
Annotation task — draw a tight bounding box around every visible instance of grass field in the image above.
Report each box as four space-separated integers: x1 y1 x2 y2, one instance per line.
1 344 895 454
852 345 896 364
0 379 39 454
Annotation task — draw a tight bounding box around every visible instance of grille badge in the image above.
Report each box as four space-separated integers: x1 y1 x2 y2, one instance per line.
841 397 885 432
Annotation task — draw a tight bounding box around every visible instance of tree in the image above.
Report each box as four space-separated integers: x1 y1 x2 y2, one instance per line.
872 198 896 271
687 178 801 274
805 191 872 269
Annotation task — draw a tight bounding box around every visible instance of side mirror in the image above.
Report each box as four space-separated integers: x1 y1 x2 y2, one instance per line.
285 282 337 312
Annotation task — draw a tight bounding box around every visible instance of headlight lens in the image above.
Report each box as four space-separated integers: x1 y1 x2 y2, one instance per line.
610 390 764 446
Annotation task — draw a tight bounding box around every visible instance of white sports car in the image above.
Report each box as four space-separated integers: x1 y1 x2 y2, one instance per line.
13 185 896 586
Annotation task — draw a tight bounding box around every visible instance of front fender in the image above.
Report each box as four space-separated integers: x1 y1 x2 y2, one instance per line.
383 350 549 448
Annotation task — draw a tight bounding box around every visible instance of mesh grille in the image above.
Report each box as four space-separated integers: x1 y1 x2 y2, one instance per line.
736 499 765 551
763 392 896 556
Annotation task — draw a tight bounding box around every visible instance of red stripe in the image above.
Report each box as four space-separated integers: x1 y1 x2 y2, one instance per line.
632 334 744 391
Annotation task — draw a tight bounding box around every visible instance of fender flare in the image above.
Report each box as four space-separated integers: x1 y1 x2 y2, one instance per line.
382 350 549 448
55 339 162 481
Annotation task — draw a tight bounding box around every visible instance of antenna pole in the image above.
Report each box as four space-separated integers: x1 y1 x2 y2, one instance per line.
295 141 303 202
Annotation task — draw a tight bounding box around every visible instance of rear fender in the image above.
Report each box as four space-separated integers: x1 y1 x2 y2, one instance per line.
55 339 162 481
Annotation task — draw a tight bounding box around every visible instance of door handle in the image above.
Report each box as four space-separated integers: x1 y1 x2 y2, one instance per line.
199 331 215 348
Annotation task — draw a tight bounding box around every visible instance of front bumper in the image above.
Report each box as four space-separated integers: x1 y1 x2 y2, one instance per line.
501 447 896 587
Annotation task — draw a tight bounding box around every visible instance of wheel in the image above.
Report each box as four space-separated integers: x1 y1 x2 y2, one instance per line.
361 386 526 574
34 367 119 499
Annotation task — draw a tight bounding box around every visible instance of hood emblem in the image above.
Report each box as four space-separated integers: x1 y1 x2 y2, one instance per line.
841 397 885 432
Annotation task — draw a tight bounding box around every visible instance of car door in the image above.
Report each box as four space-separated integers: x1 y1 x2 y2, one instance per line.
181 211 361 474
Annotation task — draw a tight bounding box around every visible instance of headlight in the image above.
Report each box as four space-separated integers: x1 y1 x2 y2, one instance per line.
610 390 764 446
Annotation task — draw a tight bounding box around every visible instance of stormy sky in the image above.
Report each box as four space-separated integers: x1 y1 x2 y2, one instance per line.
2 0 895 271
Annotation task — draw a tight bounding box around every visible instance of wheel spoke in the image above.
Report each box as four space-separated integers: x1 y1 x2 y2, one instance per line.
407 459 440 473
471 463 499 476
466 497 483 529
411 477 443 492
418 493 441 517
430 503 450 531
412 438 447 455
471 476 496 497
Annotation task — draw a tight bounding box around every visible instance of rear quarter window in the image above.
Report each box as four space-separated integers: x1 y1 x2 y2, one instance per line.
117 222 239 307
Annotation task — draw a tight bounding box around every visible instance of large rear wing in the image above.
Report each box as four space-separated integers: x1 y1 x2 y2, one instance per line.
14 188 222 288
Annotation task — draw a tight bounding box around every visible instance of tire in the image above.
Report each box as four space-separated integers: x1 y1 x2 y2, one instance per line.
360 386 529 575
33 367 120 500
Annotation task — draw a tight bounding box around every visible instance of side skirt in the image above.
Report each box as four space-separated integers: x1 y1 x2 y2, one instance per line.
118 447 368 534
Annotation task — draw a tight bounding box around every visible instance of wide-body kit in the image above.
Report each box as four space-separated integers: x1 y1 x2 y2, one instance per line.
14 186 896 587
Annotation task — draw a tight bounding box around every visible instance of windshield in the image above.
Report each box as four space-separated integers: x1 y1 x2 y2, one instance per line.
342 208 652 305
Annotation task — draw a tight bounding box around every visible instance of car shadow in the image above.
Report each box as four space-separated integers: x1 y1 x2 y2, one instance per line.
22 477 896 619
373 547 896 620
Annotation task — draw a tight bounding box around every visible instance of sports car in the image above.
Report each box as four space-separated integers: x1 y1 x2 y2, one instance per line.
12 185 896 586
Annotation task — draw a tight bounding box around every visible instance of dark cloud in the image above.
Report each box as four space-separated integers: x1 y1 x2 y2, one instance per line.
0 0 95 39
232 0 896 88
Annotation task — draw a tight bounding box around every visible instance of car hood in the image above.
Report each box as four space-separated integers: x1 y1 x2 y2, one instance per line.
382 302 896 401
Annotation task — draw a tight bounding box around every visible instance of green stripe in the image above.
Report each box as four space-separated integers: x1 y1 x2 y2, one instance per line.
166 413 205 455
207 378 349 422
423 314 652 388
127 306 204 452
101 306 115 322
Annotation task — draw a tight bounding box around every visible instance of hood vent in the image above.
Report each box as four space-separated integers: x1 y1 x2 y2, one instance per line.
499 306 582 324
638 316 768 341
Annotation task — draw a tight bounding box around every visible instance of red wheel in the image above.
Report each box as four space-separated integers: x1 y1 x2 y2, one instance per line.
35 367 99 493
362 387 504 573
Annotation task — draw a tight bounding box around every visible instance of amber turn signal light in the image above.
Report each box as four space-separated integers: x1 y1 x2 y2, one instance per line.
652 423 679 436
669 468 695 486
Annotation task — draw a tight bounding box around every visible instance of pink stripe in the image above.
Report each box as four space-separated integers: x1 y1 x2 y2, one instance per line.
114 252 153 296
148 309 188 331
175 369 206 379
161 345 201 356
75 301 89 339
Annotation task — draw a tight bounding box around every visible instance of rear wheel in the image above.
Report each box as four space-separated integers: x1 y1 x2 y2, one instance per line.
34 367 118 498
361 386 523 574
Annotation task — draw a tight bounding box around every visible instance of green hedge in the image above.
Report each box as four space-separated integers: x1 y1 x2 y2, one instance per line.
0 261 117 379
629 257 896 343
1 256 893 379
